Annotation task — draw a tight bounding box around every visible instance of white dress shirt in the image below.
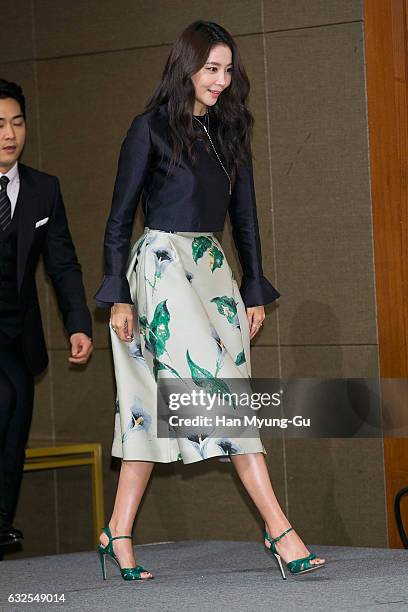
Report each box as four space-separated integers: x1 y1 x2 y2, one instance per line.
0 162 20 219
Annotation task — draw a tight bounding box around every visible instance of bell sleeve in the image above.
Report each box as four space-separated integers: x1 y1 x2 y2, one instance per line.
228 151 280 307
94 113 152 308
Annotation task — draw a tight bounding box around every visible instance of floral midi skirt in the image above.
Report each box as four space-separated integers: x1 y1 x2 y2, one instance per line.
110 226 267 464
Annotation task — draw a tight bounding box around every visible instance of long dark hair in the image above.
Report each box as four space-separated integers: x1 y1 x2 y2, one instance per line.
145 20 253 182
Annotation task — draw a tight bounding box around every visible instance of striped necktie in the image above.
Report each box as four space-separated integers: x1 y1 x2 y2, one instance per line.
0 176 11 231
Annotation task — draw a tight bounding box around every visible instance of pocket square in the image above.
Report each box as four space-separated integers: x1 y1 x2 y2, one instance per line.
35 217 49 229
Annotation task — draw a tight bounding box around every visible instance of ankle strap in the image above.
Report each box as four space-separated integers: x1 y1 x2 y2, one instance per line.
103 526 132 542
264 526 293 545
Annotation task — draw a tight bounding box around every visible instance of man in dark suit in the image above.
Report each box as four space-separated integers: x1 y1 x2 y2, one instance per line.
0 79 93 546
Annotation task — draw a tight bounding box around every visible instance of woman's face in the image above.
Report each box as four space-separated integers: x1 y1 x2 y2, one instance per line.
191 43 233 113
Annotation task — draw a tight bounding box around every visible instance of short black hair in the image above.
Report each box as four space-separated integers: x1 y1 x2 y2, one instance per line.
0 79 26 119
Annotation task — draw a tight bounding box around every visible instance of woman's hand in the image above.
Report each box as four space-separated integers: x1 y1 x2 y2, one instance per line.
111 303 134 342
247 305 265 340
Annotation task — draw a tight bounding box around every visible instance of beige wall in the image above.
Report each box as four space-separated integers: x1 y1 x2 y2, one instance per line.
0 0 386 558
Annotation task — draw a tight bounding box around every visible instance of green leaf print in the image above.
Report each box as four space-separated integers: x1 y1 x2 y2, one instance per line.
149 300 171 357
235 350 246 366
153 357 182 381
138 315 154 354
192 236 224 272
139 315 148 333
211 296 240 328
208 245 224 272
186 349 236 409
192 236 212 264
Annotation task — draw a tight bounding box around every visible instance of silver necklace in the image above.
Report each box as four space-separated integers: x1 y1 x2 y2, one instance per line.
193 112 232 195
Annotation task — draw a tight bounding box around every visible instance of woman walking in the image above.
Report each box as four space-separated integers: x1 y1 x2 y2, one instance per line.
95 20 325 581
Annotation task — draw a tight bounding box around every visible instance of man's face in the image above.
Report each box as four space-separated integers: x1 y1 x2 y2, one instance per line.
0 98 26 173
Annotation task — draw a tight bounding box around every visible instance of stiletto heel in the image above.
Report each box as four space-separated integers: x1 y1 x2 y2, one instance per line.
97 526 154 581
264 526 325 578
272 551 287 580
98 546 107 579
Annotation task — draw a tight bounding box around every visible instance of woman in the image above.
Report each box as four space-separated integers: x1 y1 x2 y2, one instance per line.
95 20 325 581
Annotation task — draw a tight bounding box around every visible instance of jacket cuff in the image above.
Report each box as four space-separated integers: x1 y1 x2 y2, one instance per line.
94 275 133 308
65 309 93 339
240 275 280 308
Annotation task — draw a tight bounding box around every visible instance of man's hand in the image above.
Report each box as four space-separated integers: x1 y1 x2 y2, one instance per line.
247 305 265 340
69 333 93 364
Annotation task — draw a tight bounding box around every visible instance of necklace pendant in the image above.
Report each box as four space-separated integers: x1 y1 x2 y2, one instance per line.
193 113 231 196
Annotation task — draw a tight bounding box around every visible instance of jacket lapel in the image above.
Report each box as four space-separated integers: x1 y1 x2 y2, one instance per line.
17 164 41 291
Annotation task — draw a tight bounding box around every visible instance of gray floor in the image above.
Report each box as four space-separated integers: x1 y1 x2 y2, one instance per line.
1 540 408 612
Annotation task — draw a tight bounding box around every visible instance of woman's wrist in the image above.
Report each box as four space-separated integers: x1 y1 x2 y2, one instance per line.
112 303 132 313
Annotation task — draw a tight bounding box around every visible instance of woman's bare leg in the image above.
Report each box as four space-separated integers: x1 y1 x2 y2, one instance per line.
230 452 324 565
100 459 155 577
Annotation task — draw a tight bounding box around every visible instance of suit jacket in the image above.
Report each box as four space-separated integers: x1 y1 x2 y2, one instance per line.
14 163 92 376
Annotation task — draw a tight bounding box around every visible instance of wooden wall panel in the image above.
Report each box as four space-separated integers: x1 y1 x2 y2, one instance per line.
364 0 408 548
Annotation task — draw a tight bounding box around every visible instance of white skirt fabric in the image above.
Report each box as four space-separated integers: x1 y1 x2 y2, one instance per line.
110 226 267 464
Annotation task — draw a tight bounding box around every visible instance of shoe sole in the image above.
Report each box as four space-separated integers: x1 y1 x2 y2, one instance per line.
290 563 325 575
264 546 325 576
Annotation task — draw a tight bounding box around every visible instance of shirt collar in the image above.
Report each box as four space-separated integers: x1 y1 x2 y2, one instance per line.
0 162 19 186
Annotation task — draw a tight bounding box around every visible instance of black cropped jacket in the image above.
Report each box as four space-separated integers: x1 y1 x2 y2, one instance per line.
95 104 279 308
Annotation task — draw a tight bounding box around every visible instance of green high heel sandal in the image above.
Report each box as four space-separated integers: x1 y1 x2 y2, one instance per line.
264 527 325 579
98 526 154 581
